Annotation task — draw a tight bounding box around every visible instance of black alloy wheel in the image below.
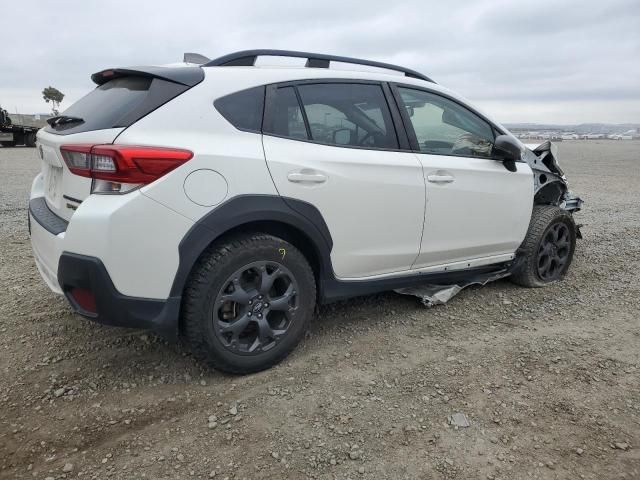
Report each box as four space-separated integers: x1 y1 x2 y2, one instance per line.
182 233 316 374
536 222 571 281
213 261 299 354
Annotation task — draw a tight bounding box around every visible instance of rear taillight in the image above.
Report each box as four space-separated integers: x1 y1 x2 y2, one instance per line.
60 144 193 194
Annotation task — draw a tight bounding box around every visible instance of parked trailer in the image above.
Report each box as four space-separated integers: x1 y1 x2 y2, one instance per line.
0 108 39 147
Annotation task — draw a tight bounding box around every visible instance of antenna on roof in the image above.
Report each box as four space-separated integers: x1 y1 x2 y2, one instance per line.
183 53 211 65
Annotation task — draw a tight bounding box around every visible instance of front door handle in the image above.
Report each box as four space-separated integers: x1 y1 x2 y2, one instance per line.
287 172 327 184
427 173 455 184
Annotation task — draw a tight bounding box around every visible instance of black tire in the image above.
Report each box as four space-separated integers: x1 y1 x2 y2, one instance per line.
25 132 37 147
182 233 316 374
0 141 16 148
510 205 577 288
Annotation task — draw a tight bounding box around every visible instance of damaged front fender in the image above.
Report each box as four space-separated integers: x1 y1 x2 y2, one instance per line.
522 140 583 213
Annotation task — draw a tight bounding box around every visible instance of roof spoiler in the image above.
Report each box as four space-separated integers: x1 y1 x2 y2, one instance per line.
91 66 204 87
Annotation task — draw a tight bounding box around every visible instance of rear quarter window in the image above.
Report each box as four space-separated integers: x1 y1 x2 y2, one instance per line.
45 76 191 135
214 86 265 133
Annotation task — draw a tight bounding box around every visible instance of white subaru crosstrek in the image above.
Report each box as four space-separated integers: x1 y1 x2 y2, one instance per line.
29 50 582 373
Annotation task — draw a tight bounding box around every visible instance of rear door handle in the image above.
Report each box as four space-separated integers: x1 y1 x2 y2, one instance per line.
287 172 327 184
427 173 455 184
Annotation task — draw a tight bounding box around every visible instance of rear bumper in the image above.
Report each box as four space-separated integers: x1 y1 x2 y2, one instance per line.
29 197 180 337
57 252 180 336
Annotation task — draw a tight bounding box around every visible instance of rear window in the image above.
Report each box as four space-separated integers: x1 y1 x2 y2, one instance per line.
46 76 190 135
214 86 265 132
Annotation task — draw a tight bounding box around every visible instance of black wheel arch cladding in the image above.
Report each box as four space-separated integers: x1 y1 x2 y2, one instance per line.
169 195 334 299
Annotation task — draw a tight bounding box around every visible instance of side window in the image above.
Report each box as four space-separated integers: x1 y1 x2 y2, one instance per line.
214 86 265 132
397 87 495 158
303 103 356 145
265 87 308 140
297 83 398 149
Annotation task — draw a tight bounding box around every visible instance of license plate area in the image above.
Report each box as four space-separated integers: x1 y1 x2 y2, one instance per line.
44 164 63 207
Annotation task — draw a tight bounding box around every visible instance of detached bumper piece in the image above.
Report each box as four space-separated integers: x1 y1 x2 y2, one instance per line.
57 252 180 337
561 191 584 213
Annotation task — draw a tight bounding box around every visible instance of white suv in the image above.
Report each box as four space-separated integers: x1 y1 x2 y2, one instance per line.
29 50 582 373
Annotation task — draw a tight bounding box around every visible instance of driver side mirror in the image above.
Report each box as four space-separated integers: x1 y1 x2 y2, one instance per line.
493 135 522 172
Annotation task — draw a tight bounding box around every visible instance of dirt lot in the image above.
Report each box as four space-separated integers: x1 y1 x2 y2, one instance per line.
1 141 639 480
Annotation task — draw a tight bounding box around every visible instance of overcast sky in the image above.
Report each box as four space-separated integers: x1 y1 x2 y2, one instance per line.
1 0 639 124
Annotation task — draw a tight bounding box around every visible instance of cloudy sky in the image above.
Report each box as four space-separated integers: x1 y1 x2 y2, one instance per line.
1 0 639 124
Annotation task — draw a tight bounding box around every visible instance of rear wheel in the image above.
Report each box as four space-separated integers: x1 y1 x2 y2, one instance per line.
510 206 577 287
0 141 16 148
182 233 316 374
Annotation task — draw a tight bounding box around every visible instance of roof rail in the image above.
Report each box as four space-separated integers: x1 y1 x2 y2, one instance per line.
203 49 435 83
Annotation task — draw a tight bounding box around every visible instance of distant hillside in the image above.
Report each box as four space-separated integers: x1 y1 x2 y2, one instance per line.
505 123 640 134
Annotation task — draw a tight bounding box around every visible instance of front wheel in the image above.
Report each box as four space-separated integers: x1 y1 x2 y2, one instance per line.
510 206 577 288
182 233 316 374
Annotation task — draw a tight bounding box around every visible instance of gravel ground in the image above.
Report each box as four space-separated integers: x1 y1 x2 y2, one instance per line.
1 141 639 480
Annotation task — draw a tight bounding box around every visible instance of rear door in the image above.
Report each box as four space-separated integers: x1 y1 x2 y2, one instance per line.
392 86 533 268
262 81 425 279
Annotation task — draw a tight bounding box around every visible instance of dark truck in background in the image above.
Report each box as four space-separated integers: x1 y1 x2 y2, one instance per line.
0 108 39 147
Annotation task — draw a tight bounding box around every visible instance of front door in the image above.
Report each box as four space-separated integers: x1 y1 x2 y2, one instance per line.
393 86 533 269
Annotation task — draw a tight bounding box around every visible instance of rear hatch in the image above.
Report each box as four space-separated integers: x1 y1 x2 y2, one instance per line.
37 66 203 221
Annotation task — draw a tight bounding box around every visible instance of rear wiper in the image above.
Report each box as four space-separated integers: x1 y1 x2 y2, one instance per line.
47 115 84 127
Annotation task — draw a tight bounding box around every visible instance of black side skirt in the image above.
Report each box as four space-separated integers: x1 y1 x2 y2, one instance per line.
322 264 511 303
